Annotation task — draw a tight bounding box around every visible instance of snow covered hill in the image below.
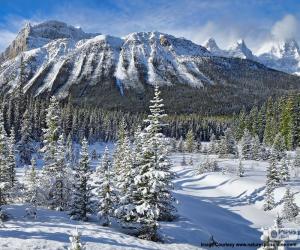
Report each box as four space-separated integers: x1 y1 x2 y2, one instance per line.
1 21 300 115
1 150 299 250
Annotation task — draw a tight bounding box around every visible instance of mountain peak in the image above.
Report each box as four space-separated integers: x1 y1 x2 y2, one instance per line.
0 20 100 63
228 39 254 60
204 38 220 52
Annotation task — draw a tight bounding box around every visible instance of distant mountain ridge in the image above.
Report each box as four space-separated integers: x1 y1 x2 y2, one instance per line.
204 37 300 75
0 21 300 115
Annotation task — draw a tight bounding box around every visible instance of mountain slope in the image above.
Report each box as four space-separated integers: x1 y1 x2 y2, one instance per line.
1 21 300 115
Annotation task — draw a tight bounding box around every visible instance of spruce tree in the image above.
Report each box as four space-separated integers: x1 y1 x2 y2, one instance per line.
18 109 34 165
70 138 93 221
272 133 286 160
68 228 84 250
126 85 175 240
95 146 114 226
280 156 290 182
240 129 253 160
7 128 16 188
282 187 299 221
185 129 196 153
237 159 245 177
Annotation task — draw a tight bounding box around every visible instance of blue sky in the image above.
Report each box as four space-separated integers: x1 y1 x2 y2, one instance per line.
0 0 300 52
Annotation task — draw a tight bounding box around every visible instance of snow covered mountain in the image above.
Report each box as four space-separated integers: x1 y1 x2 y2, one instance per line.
257 39 300 75
205 37 300 75
0 21 300 114
204 38 256 60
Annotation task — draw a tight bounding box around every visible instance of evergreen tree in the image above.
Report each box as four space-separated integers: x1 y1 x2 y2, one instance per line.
280 157 290 182
40 96 63 208
282 187 299 221
272 133 286 160
264 153 280 211
70 138 93 221
263 184 275 211
95 147 114 226
237 159 244 177
177 136 184 152
68 228 84 250
18 109 34 165
0 111 9 205
293 148 300 177
279 97 294 150
7 128 16 188
124 85 175 240
185 129 196 153
252 135 261 161
240 129 253 160
218 128 237 156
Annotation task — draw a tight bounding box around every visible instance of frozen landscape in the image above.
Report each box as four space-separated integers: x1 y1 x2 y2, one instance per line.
1 145 300 249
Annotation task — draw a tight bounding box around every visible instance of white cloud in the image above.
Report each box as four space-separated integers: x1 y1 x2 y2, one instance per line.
271 14 298 40
0 29 16 52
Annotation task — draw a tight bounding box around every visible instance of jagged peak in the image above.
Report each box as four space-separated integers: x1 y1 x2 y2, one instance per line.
204 38 220 52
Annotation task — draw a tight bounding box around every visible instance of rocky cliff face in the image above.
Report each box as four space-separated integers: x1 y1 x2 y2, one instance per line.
0 21 300 114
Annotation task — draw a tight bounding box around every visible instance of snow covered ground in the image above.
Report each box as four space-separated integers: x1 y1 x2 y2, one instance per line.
1 150 300 249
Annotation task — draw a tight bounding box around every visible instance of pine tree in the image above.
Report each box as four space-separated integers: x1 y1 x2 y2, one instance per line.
264 153 279 211
237 159 245 177
282 187 299 221
95 147 114 226
263 184 275 211
218 128 237 156
185 129 196 153
272 133 286 160
240 129 253 160
125 85 175 240
280 97 294 150
51 134 72 211
7 128 16 188
252 135 261 161
293 148 300 177
24 157 39 218
279 157 290 182
41 97 62 209
68 228 84 250
18 109 34 165
70 138 93 221
177 136 184 152
0 111 9 205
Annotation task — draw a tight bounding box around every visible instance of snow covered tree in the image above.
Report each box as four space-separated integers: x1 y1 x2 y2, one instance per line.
293 148 300 177
95 146 114 226
266 153 280 188
281 187 299 221
263 184 275 211
240 129 253 160
68 228 84 250
185 129 196 153
122 85 175 240
7 128 16 188
274 213 283 229
279 157 290 182
177 136 184 152
252 135 261 160
18 109 34 165
264 153 279 211
0 111 9 205
40 96 62 207
218 128 237 156
70 138 93 221
272 133 286 160
208 133 218 154
237 159 245 177
51 134 72 211
25 157 39 209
